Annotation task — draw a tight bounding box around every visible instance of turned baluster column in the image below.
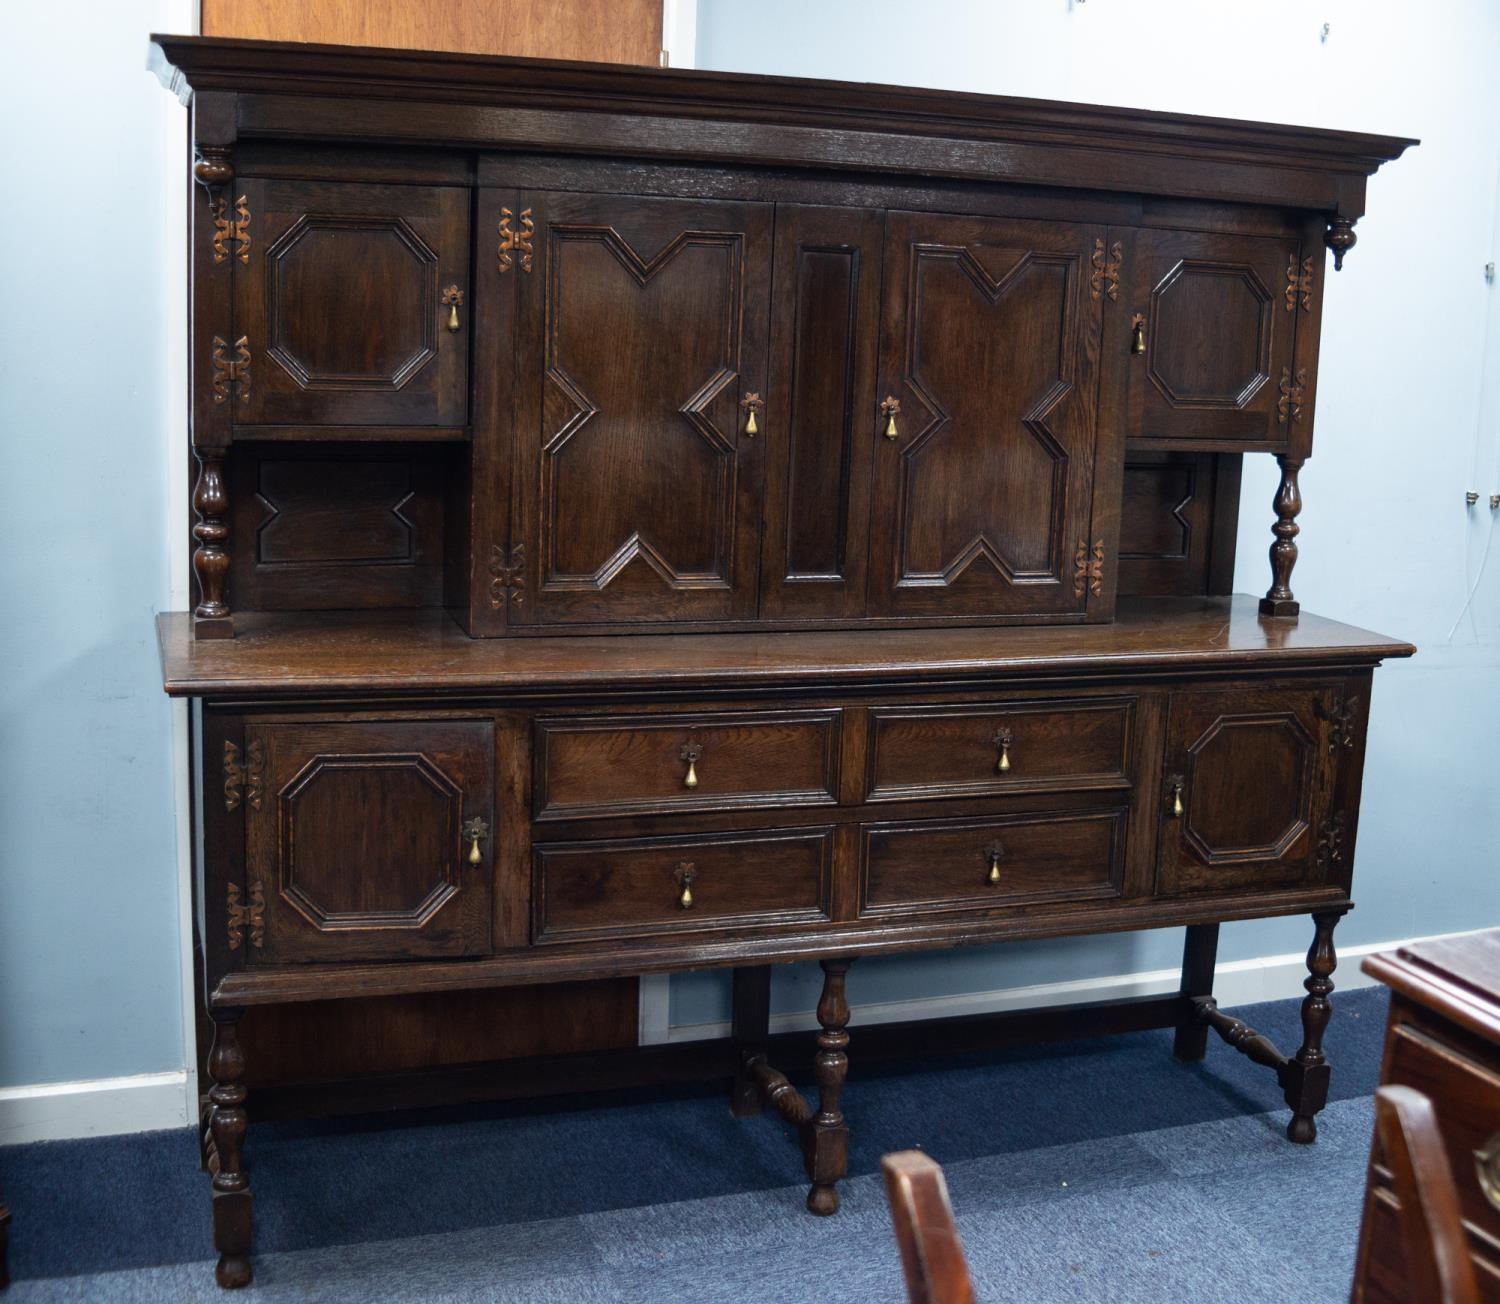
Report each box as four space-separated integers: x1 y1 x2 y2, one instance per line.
805 958 852 1215
1284 910 1343 1143
207 1011 253 1288
192 450 232 637
1259 454 1304 619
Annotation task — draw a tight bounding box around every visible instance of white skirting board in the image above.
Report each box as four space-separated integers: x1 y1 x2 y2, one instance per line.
1 926 1477 1145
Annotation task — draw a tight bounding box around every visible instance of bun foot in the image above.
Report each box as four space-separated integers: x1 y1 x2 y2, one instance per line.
1287 1113 1317 1144
216 1255 252 1289
807 1182 840 1216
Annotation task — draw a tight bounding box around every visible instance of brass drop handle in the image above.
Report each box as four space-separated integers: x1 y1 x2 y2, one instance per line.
1130 313 1147 355
442 285 465 333
462 816 489 865
740 392 763 437
880 396 902 440
993 727 1013 774
986 842 1004 885
1167 777 1184 819
680 743 702 790
675 861 696 910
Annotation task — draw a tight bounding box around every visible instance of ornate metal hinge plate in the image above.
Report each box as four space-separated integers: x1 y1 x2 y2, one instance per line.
1316 810 1346 872
211 335 252 405
1276 367 1306 424
226 880 266 951
498 207 535 273
212 194 252 265
223 739 264 811
489 542 525 608
1285 253 1313 313
1073 538 1105 598
1090 238 1122 302
1315 694 1360 753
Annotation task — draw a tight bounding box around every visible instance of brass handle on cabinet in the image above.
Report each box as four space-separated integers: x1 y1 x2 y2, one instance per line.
740 392 763 437
986 842 1004 885
442 285 465 333
1130 313 1146 355
462 816 489 865
880 396 902 440
680 743 702 790
993 727 1013 774
1167 777 1184 819
676 861 697 910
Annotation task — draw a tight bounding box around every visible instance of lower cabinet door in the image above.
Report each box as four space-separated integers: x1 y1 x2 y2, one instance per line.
1157 686 1334 894
245 720 494 963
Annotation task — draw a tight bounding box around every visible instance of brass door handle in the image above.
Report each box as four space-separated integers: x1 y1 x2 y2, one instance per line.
880 396 902 440
680 743 702 790
1130 313 1146 355
462 816 489 864
740 392 763 437
986 842 1004 885
675 861 696 909
993 727 1013 774
442 285 465 333
1167 777 1184 819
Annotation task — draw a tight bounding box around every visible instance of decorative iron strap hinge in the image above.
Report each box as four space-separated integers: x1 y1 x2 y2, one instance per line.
1315 811 1346 873
1315 694 1360 753
212 194 251 265
1089 238 1122 302
1073 538 1105 598
1285 253 1314 313
489 542 525 608
211 335 252 405
226 880 266 951
223 739 264 811
498 206 535 273
1276 367 1306 424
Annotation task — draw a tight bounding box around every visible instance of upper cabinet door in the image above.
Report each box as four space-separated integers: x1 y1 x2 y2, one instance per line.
1114 229 1304 451
871 214 1111 620
503 192 772 627
234 180 470 427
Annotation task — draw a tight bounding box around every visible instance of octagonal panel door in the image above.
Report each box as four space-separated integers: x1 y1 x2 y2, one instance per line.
871 213 1112 619
233 180 469 426
501 191 771 627
1157 685 1336 895
245 720 494 964
1118 229 1303 450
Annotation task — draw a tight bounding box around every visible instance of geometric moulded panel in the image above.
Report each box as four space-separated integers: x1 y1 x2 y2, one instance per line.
1148 261 1273 410
1182 713 1313 865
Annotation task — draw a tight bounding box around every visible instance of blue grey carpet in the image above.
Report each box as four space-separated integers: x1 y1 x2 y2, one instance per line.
0 986 1388 1300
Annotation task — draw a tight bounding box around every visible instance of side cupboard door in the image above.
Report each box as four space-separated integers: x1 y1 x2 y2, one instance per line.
501 192 772 628
871 214 1113 620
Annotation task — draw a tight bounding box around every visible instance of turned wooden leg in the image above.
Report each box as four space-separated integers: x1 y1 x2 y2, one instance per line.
730 966 772 1118
1259 454 1304 619
208 1011 252 1289
193 449 234 640
1173 922 1220 1062
1284 910 1343 1144
0 1198 10 1291
805 959 852 1216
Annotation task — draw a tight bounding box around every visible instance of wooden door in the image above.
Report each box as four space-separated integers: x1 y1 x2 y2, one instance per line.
871 213 1110 620
1157 686 1335 895
505 192 772 627
235 179 469 428
1115 229 1303 450
246 720 494 963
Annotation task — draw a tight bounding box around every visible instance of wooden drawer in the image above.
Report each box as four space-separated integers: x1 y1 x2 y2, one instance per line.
1384 1023 1500 1253
860 807 1127 919
535 827 834 942
535 710 841 820
865 699 1132 803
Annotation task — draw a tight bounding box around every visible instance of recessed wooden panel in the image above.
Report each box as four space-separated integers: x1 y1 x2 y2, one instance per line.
760 205 882 619
1117 451 1243 597
866 699 1132 803
535 827 834 942
535 709 841 820
247 719 493 962
861 808 1126 919
235 179 469 426
1157 685 1334 894
871 212 1109 619
200 0 664 66
509 191 772 626
228 444 450 609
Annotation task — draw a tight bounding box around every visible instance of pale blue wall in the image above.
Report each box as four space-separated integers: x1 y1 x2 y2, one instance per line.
0 0 185 1087
675 0 1500 1028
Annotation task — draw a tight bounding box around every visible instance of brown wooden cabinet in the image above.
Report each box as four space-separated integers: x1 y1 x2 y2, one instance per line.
152 34 1414 1290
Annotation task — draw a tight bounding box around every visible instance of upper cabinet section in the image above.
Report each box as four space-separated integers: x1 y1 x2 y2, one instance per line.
233 180 470 428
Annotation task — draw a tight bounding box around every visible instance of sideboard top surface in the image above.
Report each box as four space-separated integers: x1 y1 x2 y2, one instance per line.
158 595 1415 700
